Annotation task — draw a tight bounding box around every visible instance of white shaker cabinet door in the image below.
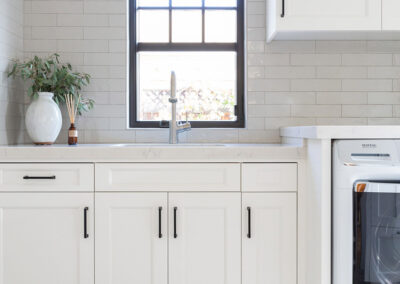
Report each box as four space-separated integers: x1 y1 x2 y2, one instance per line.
382 0 400 30
273 0 381 32
169 193 241 284
95 193 168 284
242 193 297 284
0 193 94 284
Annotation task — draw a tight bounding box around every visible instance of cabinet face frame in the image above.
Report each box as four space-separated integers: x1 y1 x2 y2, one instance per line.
0 193 94 284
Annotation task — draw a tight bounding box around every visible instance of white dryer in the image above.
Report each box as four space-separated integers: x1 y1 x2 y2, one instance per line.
333 139 400 284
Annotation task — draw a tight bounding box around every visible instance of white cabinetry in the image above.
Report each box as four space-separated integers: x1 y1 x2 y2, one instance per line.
95 193 168 284
0 193 94 284
267 0 387 41
0 161 299 284
382 0 400 30
242 193 297 284
95 192 241 284
169 193 241 284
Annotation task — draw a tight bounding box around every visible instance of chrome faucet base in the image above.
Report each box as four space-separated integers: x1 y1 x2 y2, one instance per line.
168 71 191 144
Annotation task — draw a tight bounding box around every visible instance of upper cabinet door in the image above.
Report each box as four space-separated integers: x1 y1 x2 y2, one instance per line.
382 0 400 30
268 0 382 40
95 193 168 284
242 193 297 284
0 193 94 284
169 193 241 284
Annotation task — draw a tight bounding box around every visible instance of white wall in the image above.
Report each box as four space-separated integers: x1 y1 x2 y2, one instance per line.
0 0 24 145
23 0 400 144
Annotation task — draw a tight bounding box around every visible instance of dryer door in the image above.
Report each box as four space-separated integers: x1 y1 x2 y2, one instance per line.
354 181 400 284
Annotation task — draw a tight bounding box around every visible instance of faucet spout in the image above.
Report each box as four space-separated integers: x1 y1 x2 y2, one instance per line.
169 71 191 144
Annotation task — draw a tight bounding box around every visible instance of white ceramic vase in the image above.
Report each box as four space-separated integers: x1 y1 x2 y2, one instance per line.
25 92 62 145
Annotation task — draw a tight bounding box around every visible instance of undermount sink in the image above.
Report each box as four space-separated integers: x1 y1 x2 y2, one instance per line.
110 143 228 147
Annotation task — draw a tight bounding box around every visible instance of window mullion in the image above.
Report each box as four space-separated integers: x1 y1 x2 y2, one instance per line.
169 0 172 42
201 0 205 43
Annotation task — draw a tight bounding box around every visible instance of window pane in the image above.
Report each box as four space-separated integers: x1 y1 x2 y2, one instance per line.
138 52 237 122
138 0 168 7
172 11 202 42
172 0 202 7
205 10 236 42
205 0 237 7
137 10 169 42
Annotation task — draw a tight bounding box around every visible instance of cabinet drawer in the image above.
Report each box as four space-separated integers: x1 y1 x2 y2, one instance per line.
0 164 94 191
95 163 240 192
242 163 297 192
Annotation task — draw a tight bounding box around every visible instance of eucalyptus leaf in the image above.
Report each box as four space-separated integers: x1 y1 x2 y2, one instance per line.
8 53 95 115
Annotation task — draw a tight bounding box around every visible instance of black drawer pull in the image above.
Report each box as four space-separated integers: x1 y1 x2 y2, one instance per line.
247 207 251 238
173 207 178 238
281 0 285 17
23 175 56 180
84 207 89 239
158 207 163 238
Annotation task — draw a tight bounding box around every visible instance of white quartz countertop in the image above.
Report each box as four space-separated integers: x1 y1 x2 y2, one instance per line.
281 125 400 139
0 143 305 162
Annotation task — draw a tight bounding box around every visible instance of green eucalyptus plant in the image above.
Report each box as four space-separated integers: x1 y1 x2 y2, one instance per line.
8 53 94 115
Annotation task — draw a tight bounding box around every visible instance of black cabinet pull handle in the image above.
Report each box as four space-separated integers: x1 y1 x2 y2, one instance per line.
23 175 56 180
84 207 89 239
281 0 285 17
247 207 251 238
173 207 178 238
158 207 163 238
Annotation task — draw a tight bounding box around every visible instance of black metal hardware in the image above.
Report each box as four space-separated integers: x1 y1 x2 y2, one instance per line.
247 207 251 238
84 207 89 239
280 0 285 17
173 207 178 238
158 207 163 238
23 175 56 180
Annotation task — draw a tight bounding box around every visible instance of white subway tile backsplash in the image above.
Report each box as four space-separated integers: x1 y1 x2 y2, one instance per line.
264 66 315 78
316 92 367 105
342 105 393 118
291 79 341 91
291 54 341 66
31 1 83 14
18 0 400 144
317 66 367 78
342 79 392 91
291 105 342 117
265 41 315 53
316 41 367 54
342 54 393 66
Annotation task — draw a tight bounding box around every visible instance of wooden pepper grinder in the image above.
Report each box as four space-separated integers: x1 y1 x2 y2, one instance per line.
65 94 79 145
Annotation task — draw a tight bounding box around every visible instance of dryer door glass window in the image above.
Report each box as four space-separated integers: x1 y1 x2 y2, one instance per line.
354 182 400 284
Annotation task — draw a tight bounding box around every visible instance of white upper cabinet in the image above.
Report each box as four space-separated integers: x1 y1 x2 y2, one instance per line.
382 0 400 30
95 193 168 284
0 193 94 284
267 0 382 41
169 193 241 284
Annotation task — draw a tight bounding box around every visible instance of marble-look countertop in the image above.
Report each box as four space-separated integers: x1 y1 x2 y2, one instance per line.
0 143 305 162
281 125 400 139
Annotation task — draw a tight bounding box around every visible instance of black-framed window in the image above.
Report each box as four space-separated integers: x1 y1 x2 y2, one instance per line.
129 0 244 128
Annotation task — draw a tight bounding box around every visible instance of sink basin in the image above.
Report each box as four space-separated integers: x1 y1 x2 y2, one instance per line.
110 143 228 147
